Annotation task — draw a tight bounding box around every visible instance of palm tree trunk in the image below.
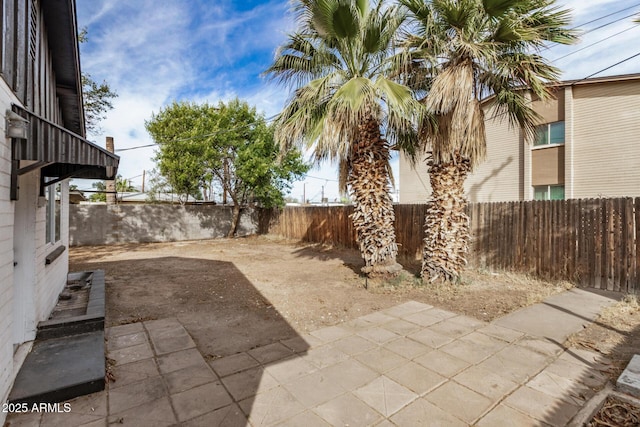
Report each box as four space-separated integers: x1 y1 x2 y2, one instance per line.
348 117 402 277
422 155 471 283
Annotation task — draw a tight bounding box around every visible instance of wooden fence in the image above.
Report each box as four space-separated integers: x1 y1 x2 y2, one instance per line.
263 198 640 293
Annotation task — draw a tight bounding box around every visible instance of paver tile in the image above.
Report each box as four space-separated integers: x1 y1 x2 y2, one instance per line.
503 386 580 427
283 370 345 407
517 336 565 357
239 386 305 426
75 419 106 427
453 365 518 400
221 367 279 401
424 381 493 424
143 317 182 333
341 317 377 332
558 348 612 370
408 328 454 349
358 311 397 325
402 311 444 327
332 334 377 356
424 308 458 320
4 412 42 426
319 359 379 391
164 363 218 394
459 331 510 354
65 391 108 417
148 326 196 355
301 345 350 369
280 336 313 353
526 370 594 405
108 376 167 415
309 325 352 343
545 357 608 389
314 392 382 427
382 301 433 318
476 404 552 427
387 361 446 395
209 352 259 377
414 350 470 377
157 348 208 375
171 381 233 422
40 412 102 427
354 376 417 416
107 332 148 351
107 323 144 339
478 324 525 343
383 337 431 359
109 341 154 365
106 396 176 427
380 319 424 336
476 344 550 383
110 358 160 389
249 342 295 365
357 327 400 345
355 347 409 374
263 356 317 384
278 411 331 427
390 397 466 427
180 404 248 427
439 339 494 364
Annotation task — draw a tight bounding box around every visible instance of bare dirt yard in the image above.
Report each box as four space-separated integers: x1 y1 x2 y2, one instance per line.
70 236 572 360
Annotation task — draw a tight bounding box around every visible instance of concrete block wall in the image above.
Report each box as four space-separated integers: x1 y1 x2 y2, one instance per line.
69 204 258 246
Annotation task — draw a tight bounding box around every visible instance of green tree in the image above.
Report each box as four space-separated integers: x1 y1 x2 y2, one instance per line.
78 28 118 136
89 175 135 202
145 99 309 236
265 0 419 277
398 0 577 283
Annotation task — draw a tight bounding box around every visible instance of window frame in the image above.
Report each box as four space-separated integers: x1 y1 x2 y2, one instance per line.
45 182 61 244
533 121 565 149
533 184 565 201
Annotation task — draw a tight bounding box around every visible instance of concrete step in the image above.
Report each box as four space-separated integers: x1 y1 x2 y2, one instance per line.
8 331 105 405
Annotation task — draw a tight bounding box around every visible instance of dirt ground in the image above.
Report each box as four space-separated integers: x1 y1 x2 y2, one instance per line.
568 295 640 383
70 236 572 359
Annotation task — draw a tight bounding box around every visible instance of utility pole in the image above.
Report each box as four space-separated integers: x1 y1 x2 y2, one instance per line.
302 182 306 205
321 185 325 205
105 137 116 204
141 170 145 193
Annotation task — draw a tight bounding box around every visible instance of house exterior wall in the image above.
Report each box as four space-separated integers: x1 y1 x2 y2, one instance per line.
398 152 431 204
398 75 640 203
0 0 74 416
571 80 640 198
464 105 523 202
0 78 20 419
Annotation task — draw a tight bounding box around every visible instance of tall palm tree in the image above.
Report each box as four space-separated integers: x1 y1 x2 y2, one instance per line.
398 0 578 282
266 0 420 277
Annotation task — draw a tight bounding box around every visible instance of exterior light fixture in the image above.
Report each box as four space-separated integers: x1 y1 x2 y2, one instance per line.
6 110 29 139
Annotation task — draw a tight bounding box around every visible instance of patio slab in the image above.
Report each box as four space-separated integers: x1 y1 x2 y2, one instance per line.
7 288 619 427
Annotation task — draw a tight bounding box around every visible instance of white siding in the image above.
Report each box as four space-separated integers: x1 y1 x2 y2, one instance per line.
571 81 640 198
0 80 18 423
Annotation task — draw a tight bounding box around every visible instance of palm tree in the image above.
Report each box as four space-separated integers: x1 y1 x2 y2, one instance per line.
398 0 577 282
266 0 420 277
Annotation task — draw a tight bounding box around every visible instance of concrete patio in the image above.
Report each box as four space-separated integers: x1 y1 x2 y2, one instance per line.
6 288 617 426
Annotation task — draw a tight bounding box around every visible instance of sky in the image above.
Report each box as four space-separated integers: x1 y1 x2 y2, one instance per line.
75 0 640 203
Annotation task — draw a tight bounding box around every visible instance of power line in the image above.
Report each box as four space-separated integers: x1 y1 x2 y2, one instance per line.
552 25 639 62
572 50 640 83
580 12 639 36
570 3 640 30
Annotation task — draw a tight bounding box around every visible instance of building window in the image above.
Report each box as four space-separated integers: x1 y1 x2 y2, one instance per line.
534 185 565 200
534 121 565 146
45 183 61 243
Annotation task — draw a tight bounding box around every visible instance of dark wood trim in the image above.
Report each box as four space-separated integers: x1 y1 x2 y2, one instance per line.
45 245 66 265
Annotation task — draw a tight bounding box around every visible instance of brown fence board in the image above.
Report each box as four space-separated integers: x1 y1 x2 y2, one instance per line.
264 197 638 291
